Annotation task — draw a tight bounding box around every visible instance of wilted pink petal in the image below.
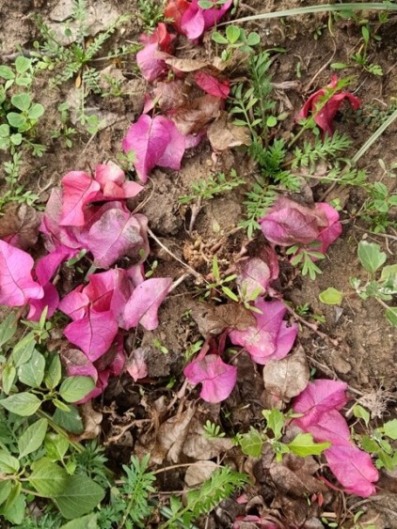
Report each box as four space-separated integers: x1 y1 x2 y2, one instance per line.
165 0 190 33
127 264 145 287
137 43 170 82
140 22 175 52
180 0 232 40
121 277 172 331
0 240 44 307
297 76 361 135
315 202 342 253
229 299 297 365
194 71 230 99
122 115 186 183
126 347 148 381
27 283 59 321
94 163 143 201
325 444 378 497
107 336 126 376
64 309 119 361
59 287 90 321
60 171 100 227
237 249 279 300
298 409 351 446
80 206 149 268
293 379 348 428
259 197 341 252
35 245 76 285
184 353 237 403
62 348 98 380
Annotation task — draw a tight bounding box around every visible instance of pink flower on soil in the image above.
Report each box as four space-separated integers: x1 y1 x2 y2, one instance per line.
184 338 237 403
122 114 186 183
0 240 44 307
229 299 298 365
297 75 361 135
259 197 342 253
166 0 232 40
137 23 175 81
237 246 279 300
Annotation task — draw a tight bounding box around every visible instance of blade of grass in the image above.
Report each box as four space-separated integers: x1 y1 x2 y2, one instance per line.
221 3 397 25
352 108 397 164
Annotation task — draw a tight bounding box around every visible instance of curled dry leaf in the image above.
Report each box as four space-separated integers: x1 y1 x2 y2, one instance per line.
269 461 326 497
263 346 309 402
78 401 103 441
182 419 233 460
0 203 41 250
184 461 219 487
169 94 223 135
207 113 251 151
165 56 210 73
152 405 196 464
191 302 255 336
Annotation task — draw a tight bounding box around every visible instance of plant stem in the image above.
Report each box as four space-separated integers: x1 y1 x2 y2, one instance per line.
352 108 397 165
37 410 84 453
222 3 397 25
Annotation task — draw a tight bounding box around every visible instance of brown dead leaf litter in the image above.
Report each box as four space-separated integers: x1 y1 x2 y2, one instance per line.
1 0 397 528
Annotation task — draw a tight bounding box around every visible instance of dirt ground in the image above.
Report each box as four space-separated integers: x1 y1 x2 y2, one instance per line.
1 0 397 527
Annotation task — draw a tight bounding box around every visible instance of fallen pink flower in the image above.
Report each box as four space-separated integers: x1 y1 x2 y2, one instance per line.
60 171 100 227
229 299 298 365
27 283 59 321
293 379 348 429
194 71 230 99
137 23 175 81
94 162 143 201
79 203 149 268
297 75 361 135
122 114 186 183
184 353 237 403
259 197 342 253
237 247 279 300
325 444 379 497
166 0 232 40
121 277 173 331
0 240 44 307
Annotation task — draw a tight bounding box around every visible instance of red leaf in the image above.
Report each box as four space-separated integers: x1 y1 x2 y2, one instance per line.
194 72 230 99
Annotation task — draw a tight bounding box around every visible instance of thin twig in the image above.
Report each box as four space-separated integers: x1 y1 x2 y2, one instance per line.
284 303 339 346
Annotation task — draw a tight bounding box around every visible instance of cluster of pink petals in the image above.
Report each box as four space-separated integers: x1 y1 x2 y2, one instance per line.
259 197 342 253
229 299 298 365
297 75 361 135
165 0 232 41
293 380 379 497
183 335 237 403
59 267 172 361
126 1 232 181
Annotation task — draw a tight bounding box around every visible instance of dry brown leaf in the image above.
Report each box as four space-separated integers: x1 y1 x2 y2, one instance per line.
269 462 326 498
77 401 103 441
165 57 210 72
192 303 255 336
169 95 222 135
184 461 219 487
263 346 309 402
0 204 41 250
182 419 234 460
208 113 251 151
152 80 190 112
151 405 196 464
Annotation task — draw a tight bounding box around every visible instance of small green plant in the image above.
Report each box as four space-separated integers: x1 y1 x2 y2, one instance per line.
0 153 39 211
138 0 167 30
287 244 325 281
351 240 397 326
234 409 330 460
212 25 261 61
204 256 238 302
353 404 397 471
160 466 248 529
50 103 77 149
203 420 225 439
351 24 383 76
179 169 244 205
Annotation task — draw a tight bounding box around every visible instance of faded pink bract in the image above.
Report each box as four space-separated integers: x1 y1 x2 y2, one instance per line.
259 197 342 252
229 299 298 365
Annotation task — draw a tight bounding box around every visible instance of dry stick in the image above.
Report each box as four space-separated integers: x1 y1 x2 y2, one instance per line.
284 303 339 346
147 227 203 281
